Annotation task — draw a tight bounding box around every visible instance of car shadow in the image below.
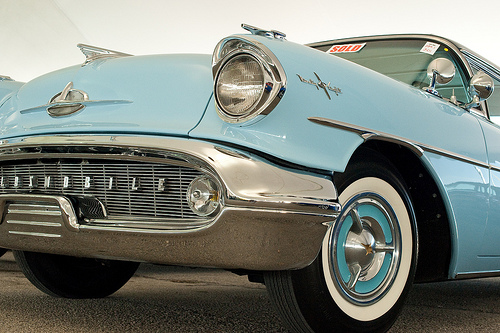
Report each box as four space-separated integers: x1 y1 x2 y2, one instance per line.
1 251 499 332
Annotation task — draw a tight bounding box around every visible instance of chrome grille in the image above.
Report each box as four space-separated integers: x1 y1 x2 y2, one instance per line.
0 160 204 220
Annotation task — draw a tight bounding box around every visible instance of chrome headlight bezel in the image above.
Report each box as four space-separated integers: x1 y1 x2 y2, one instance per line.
212 36 287 123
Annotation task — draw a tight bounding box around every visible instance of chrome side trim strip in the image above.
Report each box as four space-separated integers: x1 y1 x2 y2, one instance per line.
455 270 500 280
308 116 493 170
308 117 425 154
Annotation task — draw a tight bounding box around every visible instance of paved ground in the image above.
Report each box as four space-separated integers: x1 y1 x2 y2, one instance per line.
0 251 499 332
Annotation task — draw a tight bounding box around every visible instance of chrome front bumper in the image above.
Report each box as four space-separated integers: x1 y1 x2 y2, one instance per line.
0 135 340 270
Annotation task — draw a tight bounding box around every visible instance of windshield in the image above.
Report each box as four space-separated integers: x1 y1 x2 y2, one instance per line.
312 39 471 104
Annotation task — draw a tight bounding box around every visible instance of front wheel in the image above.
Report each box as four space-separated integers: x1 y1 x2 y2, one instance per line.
14 251 140 299
265 158 417 332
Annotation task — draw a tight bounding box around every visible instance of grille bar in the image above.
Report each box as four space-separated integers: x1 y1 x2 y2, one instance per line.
7 220 63 227
8 231 62 238
8 203 62 216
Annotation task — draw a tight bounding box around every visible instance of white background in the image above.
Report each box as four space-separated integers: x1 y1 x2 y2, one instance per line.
1 0 499 82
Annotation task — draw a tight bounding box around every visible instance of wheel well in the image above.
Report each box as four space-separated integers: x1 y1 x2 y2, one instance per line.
342 141 452 282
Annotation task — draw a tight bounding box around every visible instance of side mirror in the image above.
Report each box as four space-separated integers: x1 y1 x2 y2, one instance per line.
470 71 494 101
463 71 494 109
425 58 456 96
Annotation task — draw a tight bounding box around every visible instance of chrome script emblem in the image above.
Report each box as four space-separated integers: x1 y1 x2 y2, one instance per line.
0 174 170 193
297 73 341 100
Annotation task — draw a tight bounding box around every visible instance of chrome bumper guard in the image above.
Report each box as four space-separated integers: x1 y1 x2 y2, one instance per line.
0 135 340 270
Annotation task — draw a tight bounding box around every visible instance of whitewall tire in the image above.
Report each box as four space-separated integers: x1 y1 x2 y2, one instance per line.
322 176 413 322
265 156 417 333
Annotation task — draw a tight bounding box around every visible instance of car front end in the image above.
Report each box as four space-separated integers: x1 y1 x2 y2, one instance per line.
0 31 340 271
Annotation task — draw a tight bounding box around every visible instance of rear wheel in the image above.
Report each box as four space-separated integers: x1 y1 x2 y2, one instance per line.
265 157 417 332
13 251 140 299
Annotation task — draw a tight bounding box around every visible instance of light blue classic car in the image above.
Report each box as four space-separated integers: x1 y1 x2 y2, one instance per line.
0 24 498 332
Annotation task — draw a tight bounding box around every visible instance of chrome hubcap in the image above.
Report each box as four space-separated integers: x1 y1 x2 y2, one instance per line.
329 192 401 305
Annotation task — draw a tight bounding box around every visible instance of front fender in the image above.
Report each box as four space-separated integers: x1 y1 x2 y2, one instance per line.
190 35 487 173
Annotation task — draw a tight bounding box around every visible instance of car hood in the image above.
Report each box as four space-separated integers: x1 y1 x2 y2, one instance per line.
0 54 213 139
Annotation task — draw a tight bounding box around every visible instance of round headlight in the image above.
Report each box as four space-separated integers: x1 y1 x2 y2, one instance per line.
216 54 265 117
212 37 287 123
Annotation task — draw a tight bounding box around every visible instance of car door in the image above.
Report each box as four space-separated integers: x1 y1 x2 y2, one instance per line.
476 72 500 262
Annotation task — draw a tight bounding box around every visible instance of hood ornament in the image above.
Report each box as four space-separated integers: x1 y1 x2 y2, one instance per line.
19 82 133 116
46 82 89 117
297 72 342 100
77 44 132 66
241 24 286 40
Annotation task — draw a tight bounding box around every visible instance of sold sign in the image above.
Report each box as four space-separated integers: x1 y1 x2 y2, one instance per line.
327 43 366 54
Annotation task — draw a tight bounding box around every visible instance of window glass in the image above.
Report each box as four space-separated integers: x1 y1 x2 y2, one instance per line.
313 39 470 103
467 61 500 123
486 76 500 123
